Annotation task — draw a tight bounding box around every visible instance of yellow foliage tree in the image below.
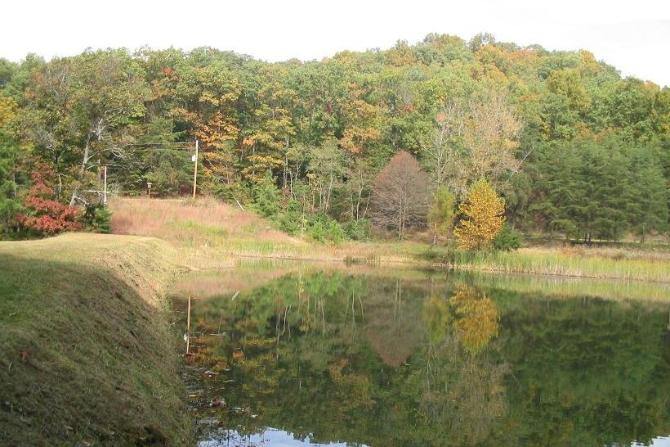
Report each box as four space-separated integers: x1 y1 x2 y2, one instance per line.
451 284 500 353
0 95 17 128
454 179 505 250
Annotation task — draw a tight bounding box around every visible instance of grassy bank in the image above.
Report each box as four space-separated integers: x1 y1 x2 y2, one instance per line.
0 234 191 445
110 197 670 283
448 246 670 283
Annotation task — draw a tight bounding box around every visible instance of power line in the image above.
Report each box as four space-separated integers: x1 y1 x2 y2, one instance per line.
120 142 195 147
122 148 196 153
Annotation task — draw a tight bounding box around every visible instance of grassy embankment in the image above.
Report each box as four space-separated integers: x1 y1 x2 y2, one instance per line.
0 234 191 446
109 197 427 267
111 197 670 283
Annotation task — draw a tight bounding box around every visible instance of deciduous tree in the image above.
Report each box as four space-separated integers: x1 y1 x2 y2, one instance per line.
17 165 81 235
371 151 429 238
454 179 505 250
429 89 521 195
0 95 20 236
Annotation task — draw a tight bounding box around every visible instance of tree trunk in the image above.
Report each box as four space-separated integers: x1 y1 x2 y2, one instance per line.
70 133 92 206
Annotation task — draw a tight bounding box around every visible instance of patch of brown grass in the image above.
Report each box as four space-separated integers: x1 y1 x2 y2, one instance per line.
110 197 301 246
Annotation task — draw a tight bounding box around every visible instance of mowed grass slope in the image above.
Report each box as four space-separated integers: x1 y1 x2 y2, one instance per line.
0 234 190 446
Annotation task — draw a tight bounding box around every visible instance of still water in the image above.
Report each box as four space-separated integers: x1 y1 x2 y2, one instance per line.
175 262 670 447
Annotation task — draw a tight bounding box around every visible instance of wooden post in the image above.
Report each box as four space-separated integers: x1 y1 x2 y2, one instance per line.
186 295 192 355
192 139 199 199
102 165 107 205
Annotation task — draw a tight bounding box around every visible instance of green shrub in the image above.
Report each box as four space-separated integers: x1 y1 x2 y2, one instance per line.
246 177 351 244
343 219 371 240
308 214 345 243
82 204 112 234
250 174 281 218
277 211 300 235
493 223 522 251
215 182 253 208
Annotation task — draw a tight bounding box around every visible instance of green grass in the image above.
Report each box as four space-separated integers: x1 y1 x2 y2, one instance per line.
449 247 670 283
455 270 670 302
0 234 191 446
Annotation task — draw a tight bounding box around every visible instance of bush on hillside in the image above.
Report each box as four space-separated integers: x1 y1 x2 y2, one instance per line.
17 167 81 236
215 182 253 209
250 174 281 218
343 218 371 241
308 214 345 243
493 223 522 251
82 203 112 234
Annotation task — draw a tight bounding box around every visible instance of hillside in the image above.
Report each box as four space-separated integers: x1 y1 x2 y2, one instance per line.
110 196 303 247
108 197 427 266
1 35 669 245
0 234 190 445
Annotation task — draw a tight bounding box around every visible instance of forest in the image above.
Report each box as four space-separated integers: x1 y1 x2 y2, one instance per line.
0 33 669 244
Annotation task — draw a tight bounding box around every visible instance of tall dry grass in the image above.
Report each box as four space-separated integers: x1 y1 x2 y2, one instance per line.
454 246 670 283
460 270 670 302
108 197 423 265
110 197 302 246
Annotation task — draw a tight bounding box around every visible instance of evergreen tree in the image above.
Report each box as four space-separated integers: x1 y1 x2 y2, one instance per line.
428 186 456 244
625 144 668 241
530 136 668 242
0 95 20 238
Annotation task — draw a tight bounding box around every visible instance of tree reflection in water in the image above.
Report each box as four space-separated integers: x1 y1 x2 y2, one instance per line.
180 270 670 447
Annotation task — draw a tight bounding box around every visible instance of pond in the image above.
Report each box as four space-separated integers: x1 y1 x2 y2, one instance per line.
174 261 670 447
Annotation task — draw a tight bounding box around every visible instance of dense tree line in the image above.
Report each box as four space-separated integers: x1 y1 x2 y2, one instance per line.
0 33 668 241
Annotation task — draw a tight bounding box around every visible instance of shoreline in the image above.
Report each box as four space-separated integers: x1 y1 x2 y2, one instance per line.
2 231 669 444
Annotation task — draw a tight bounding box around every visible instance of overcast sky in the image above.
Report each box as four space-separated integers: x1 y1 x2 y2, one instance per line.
1 0 669 86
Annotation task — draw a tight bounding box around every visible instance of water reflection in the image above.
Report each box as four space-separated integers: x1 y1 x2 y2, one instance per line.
177 268 670 447
199 428 368 447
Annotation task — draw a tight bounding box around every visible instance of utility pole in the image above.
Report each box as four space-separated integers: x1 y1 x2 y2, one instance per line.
186 295 192 355
102 165 107 205
192 139 199 199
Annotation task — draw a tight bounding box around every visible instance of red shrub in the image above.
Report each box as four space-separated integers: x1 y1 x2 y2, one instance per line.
17 166 81 235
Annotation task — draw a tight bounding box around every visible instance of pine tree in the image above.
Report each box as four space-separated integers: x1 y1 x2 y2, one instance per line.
428 186 456 244
625 145 668 241
0 95 21 237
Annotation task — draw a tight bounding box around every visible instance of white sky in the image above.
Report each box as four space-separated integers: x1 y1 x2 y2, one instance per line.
1 0 669 86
